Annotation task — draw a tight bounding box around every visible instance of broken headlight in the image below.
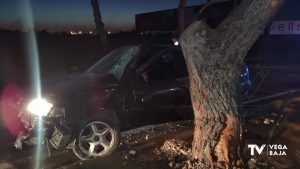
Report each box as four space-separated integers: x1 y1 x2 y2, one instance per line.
27 98 53 116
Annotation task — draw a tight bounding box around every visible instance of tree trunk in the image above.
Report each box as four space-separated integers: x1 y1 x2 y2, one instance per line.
91 0 108 50
180 0 284 168
178 0 187 35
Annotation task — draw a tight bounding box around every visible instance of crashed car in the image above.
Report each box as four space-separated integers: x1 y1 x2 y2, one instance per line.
13 44 251 160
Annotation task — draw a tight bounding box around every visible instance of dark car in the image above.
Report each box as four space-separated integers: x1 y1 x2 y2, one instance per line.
14 45 251 160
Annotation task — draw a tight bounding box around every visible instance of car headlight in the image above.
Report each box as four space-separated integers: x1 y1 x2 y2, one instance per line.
27 98 53 116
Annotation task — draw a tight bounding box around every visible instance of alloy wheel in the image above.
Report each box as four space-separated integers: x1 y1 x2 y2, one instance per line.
78 121 115 157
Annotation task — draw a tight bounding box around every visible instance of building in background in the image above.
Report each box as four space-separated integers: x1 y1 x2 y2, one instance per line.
135 0 300 95
135 1 236 35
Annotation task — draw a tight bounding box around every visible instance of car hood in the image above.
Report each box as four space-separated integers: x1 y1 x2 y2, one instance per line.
40 73 118 99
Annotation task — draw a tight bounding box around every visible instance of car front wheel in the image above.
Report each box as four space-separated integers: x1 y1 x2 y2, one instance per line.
73 119 120 160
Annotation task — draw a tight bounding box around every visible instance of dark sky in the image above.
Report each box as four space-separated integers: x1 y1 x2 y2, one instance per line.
0 0 206 32
1 0 299 33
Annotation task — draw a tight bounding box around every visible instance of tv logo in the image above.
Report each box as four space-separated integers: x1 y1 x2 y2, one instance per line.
248 144 287 156
248 144 266 155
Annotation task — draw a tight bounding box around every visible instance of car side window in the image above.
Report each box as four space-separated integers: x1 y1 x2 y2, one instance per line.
144 52 175 81
144 50 188 81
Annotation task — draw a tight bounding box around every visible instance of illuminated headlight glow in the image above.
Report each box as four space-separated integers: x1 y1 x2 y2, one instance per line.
27 98 53 116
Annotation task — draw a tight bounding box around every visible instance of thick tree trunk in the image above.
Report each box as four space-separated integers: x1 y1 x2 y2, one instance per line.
180 0 284 168
91 0 108 50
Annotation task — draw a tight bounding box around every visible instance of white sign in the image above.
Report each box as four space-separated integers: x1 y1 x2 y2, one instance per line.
270 20 300 35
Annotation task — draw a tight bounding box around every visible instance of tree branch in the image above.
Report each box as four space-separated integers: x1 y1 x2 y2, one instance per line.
216 0 284 67
191 0 214 23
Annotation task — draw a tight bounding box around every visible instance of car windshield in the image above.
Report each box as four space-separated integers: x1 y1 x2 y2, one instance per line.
87 46 140 80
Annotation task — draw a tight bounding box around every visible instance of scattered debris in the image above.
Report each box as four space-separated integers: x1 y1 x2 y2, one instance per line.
264 118 275 124
160 139 191 157
129 150 136 156
168 161 175 167
248 158 257 169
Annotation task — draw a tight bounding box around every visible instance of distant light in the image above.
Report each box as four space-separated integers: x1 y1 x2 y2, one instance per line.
174 41 179 46
78 31 82 34
108 31 111 34
140 32 143 35
89 31 93 34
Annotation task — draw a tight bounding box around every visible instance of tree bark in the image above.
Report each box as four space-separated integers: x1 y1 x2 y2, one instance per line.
178 0 188 35
91 0 108 50
180 0 284 168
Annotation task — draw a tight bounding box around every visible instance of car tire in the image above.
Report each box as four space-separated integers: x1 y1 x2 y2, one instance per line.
73 113 120 160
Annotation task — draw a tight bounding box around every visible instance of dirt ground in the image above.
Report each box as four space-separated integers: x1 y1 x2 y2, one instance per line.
0 115 299 169
0 121 194 169
0 95 300 169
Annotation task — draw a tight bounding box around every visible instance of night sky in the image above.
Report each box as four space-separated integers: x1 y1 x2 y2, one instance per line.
0 0 206 32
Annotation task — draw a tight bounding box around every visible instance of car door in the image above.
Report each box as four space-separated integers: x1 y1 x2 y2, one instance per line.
170 49 193 119
129 49 192 125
